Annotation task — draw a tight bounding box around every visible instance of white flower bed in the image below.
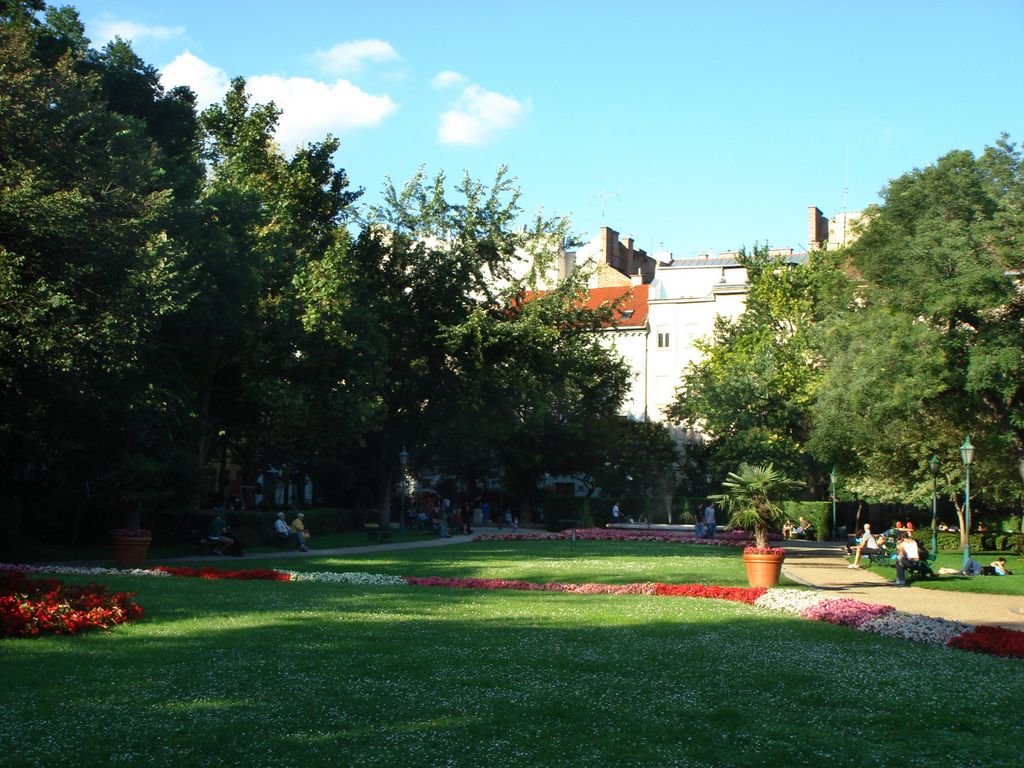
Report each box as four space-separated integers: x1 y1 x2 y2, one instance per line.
753 588 827 615
859 611 973 646
285 570 407 586
0 563 171 577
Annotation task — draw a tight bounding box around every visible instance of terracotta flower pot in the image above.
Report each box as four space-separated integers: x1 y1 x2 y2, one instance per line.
112 535 152 567
742 551 786 587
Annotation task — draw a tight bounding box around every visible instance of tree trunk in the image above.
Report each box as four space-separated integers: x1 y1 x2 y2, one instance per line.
951 494 967 551
376 436 394 526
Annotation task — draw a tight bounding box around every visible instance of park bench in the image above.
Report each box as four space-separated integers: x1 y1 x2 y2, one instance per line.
902 551 938 581
864 537 938 581
364 523 392 544
795 525 815 541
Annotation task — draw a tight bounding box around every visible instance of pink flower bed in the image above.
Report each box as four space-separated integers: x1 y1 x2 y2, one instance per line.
548 582 659 596
473 528 752 547
403 576 547 591
800 598 895 628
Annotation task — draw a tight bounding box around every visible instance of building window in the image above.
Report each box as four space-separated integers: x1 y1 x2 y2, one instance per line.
657 328 671 349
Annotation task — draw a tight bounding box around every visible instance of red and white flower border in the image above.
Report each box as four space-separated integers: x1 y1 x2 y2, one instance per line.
3 562 1021 658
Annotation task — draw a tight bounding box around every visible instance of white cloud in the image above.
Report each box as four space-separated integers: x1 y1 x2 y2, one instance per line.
312 39 398 74
247 75 397 150
93 15 185 46
160 51 230 108
438 84 529 146
158 52 397 151
431 70 467 89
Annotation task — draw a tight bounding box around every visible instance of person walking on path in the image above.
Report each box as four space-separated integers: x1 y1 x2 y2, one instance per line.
703 502 716 539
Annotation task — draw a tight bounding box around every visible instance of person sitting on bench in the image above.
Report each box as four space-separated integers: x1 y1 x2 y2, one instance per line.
274 511 307 551
290 512 312 547
892 533 919 585
847 524 880 568
207 513 235 556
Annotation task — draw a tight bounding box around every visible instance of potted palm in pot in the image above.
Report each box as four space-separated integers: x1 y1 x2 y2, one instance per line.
712 463 801 587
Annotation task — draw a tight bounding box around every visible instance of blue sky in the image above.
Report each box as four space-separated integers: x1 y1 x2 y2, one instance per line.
69 0 1023 257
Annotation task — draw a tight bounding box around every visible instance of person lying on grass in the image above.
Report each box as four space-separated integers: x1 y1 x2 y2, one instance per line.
949 557 1014 576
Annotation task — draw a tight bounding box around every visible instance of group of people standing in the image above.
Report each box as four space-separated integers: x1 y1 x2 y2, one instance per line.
694 501 717 539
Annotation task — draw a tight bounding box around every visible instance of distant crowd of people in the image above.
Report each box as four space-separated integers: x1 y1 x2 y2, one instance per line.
414 497 519 538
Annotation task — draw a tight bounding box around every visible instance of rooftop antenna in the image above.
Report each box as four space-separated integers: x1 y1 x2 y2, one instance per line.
590 189 621 224
843 125 850 213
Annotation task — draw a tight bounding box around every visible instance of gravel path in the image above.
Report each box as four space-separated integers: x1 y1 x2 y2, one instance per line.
781 540 1024 631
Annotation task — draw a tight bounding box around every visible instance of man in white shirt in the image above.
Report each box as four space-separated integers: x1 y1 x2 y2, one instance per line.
847 523 879 568
893 533 920 586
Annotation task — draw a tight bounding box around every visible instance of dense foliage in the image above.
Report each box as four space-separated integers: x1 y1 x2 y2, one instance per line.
0 1 631 548
671 137 1023 519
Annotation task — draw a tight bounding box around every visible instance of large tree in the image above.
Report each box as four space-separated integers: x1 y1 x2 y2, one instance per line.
809 137 1024 525
666 245 849 487
0 3 196 532
170 77 361 499
440 270 633 514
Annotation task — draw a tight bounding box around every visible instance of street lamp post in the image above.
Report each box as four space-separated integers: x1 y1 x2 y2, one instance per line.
829 468 837 541
398 447 409 539
959 437 975 569
927 455 940 555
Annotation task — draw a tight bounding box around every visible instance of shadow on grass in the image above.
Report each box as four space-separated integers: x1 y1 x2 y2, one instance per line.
2 576 1021 767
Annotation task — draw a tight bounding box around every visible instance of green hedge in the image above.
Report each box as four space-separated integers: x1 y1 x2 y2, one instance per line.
781 501 831 541
932 531 1024 553
187 508 371 543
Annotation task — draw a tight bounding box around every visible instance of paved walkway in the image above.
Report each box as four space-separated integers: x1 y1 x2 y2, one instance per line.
781 540 1024 631
172 527 503 563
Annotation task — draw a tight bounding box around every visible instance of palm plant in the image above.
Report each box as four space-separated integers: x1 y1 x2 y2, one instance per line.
711 463 802 549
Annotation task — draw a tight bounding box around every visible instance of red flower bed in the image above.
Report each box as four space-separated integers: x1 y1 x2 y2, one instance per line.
154 566 291 581
404 575 766 604
947 625 1024 658
0 572 143 638
654 583 767 604
473 528 753 547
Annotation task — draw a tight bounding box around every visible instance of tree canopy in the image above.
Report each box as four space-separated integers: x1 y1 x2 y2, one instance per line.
0 1 633 546
810 137 1024 509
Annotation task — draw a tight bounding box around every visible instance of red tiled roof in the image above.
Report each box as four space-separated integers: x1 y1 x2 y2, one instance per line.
583 284 649 329
516 284 649 329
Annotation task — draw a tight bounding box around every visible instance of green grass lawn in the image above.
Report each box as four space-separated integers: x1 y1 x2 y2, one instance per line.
212 540 799 587
22 529 441 563
2 541 1022 767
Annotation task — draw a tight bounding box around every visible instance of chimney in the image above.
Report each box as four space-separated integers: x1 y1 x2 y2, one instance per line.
808 206 828 250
